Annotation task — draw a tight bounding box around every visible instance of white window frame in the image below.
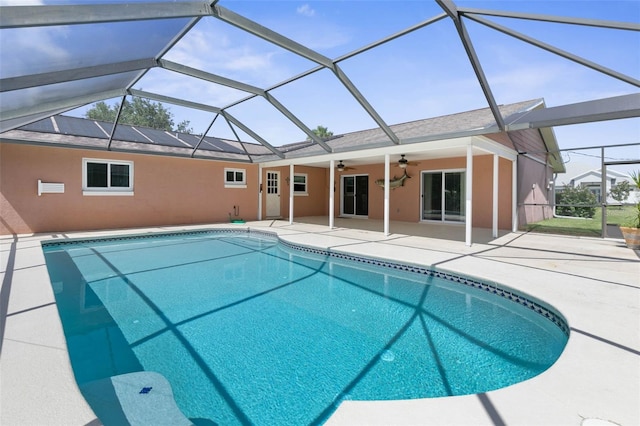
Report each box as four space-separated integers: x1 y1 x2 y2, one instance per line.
420 168 466 223
224 168 247 188
82 158 134 196
293 173 308 196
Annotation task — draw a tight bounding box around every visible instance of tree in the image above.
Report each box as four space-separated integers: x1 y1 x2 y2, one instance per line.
175 120 193 134
556 184 597 218
609 180 631 206
307 125 333 141
85 98 192 133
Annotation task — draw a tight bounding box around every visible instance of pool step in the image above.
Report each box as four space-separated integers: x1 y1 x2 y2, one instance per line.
80 372 192 426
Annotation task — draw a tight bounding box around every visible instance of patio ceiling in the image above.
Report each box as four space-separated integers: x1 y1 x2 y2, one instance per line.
0 0 638 162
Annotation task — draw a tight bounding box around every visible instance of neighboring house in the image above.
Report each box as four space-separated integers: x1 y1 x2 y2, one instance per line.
0 99 564 245
556 163 640 204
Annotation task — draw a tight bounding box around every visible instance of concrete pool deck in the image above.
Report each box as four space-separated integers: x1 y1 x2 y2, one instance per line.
1 219 638 425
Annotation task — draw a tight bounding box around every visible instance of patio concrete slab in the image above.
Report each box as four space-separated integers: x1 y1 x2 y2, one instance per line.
1 220 638 425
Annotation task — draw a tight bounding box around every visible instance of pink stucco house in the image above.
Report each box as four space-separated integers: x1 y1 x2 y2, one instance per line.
0 98 563 245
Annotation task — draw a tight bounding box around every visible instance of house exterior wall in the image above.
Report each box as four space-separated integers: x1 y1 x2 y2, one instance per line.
262 165 329 218
496 127 556 226
1 141 536 235
517 155 554 225
0 143 260 235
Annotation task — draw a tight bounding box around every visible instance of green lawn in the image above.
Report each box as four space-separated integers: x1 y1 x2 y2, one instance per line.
524 204 637 237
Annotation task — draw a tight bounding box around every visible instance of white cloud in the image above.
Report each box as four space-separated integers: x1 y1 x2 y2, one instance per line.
0 0 44 4
296 4 316 17
1 27 70 77
164 22 292 88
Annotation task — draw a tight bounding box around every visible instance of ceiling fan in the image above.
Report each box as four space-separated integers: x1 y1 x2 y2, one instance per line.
336 160 355 172
395 154 419 169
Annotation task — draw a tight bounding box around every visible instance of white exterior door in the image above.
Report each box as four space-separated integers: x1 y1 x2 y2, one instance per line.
265 171 281 218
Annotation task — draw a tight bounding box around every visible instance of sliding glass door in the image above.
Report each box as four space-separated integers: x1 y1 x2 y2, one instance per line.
422 170 465 222
342 175 369 216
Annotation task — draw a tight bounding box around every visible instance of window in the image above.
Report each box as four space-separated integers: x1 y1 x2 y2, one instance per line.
83 159 133 195
293 174 307 195
583 183 602 203
225 168 246 188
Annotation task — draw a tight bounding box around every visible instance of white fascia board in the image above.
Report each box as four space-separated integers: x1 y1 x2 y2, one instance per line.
261 136 475 167
474 136 518 161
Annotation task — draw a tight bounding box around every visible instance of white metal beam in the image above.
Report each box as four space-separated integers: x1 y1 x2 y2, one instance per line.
0 2 214 28
0 88 126 125
160 59 333 151
160 59 264 95
212 4 333 68
128 89 221 113
190 114 219 157
212 5 399 146
335 13 448 62
332 65 400 144
437 0 506 130
506 94 640 129
263 93 333 152
466 14 640 87
221 111 285 159
1 59 158 92
458 7 640 31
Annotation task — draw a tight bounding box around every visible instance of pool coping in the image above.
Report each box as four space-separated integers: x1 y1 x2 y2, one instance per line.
2 221 639 425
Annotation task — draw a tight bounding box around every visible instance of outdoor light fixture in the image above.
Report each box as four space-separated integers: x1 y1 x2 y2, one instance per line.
398 154 408 169
337 161 345 172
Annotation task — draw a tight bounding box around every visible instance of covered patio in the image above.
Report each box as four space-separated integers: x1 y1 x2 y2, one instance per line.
265 133 521 246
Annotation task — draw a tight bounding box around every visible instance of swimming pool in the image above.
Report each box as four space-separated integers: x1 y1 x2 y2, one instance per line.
42 229 568 425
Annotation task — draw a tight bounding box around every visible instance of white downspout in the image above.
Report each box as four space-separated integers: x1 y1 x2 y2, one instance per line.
258 163 263 221
466 144 473 246
512 158 518 232
289 163 294 225
329 160 335 230
492 154 499 238
384 154 390 236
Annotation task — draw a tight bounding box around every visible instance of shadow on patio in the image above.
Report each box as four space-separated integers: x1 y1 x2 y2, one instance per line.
288 216 513 245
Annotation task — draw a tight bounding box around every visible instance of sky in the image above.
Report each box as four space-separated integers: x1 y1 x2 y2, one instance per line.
1 0 639 173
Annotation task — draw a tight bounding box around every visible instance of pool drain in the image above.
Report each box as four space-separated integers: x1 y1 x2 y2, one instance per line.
381 350 395 362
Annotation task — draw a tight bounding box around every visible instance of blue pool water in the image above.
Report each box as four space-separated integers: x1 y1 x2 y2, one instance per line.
42 230 568 425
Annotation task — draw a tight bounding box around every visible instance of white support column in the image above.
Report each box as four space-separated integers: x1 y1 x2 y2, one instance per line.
492 154 499 238
289 163 294 225
512 158 518 232
465 144 473 246
258 163 263 221
329 160 335 229
384 154 390 236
